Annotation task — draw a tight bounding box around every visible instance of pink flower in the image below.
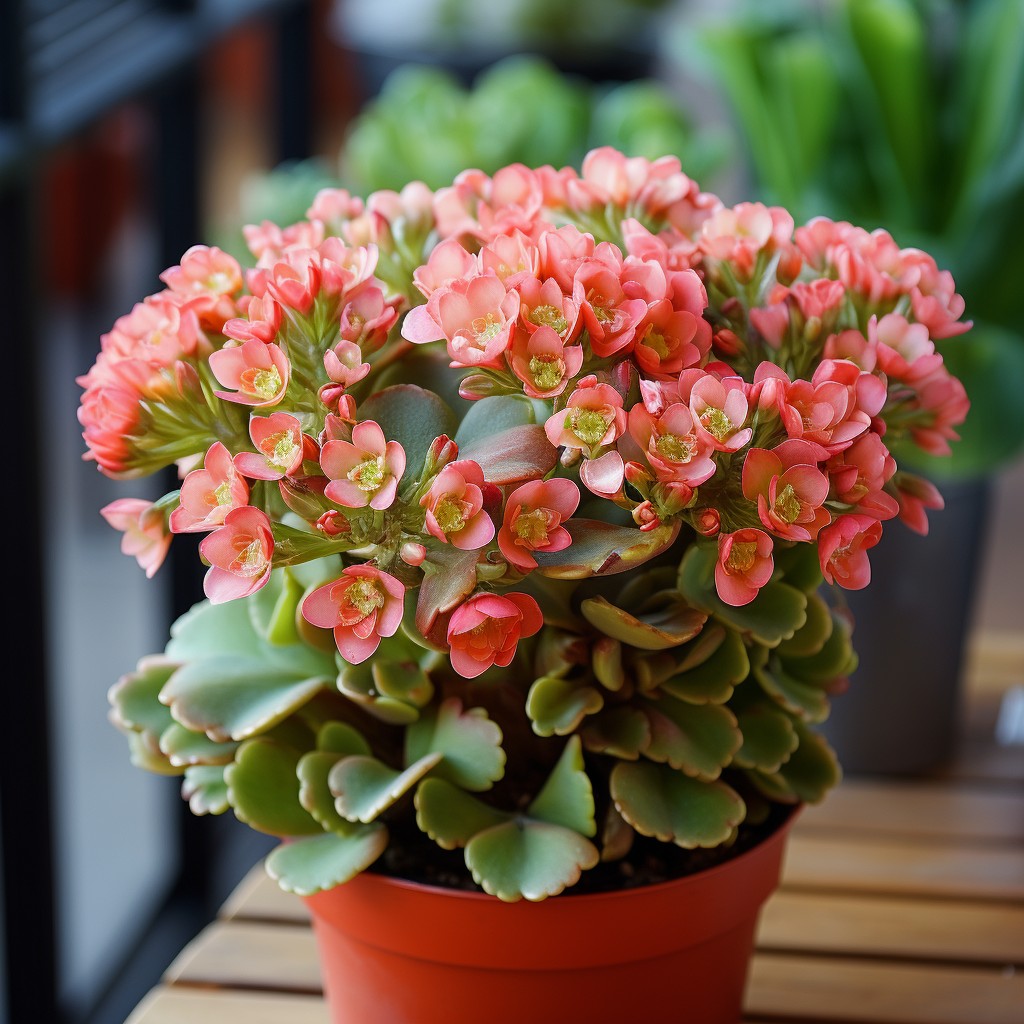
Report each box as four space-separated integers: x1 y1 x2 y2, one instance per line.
628 402 717 487
234 413 314 481
818 514 882 590
826 432 899 519
715 529 774 607
544 377 627 458
497 478 580 571
321 420 405 510
301 565 405 664
223 293 283 345
78 381 143 477
633 298 710 378
199 506 274 603
573 251 647 358
447 592 543 679
170 441 249 533
210 338 290 407
160 245 242 330
871 313 941 384
323 340 371 390
741 440 831 542
514 275 581 343
438 274 521 368
891 472 944 536
689 374 752 453
420 460 495 550
338 285 398 352
101 498 172 578
508 325 583 399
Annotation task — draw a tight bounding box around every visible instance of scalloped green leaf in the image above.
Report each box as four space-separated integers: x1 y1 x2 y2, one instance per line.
253 566 306 646
641 697 742 780
755 659 831 723
733 704 800 773
772 540 825 592
406 698 505 791
225 738 322 836
109 656 179 741
161 656 329 742
358 384 458 477
373 659 434 709
298 751 351 833
166 597 260 661
528 736 596 836
580 595 707 651
160 723 239 767
661 627 750 705
526 676 605 737
458 423 558 485
592 637 625 691
783 610 856 681
600 804 635 863
611 762 746 848
126 731 182 776
678 545 808 646
337 661 421 725
776 590 833 658
329 753 442 823
675 624 727 673
265 827 388 896
317 721 371 756
465 819 600 902
535 519 681 579
182 765 229 815
453 394 536 447
416 545 480 637
580 706 651 759
776 722 841 804
414 778 510 850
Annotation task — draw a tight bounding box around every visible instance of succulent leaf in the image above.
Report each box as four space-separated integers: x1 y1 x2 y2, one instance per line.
732 704 800 773
337 662 421 725
373 659 434 709
416 546 480 637
329 753 442 823
754 658 831 723
265 827 388 896
641 697 742 780
580 595 707 650
526 676 605 737
775 722 842 803
225 738 323 836
453 394 537 447
160 723 239 767
405 698 506 791
414 778 510 849
317 721 371 756
535 519 681 579
182 765 229 815
458 423 559 485
109 656 179 741
528 736 596 837
775 591 833 658
580 706 651 760
661 627 749 705
298 751 353 832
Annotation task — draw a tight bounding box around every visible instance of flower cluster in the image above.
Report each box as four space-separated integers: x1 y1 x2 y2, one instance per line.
90 148 967 901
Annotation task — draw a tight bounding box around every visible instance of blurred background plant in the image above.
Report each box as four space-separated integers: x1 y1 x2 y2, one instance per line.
671 0 1024 481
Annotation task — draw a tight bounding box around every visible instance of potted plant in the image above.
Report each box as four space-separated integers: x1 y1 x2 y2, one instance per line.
81 147 968 1022
667 0 1024 773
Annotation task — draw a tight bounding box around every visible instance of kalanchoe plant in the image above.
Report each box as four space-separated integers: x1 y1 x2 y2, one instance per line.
84 147 968 902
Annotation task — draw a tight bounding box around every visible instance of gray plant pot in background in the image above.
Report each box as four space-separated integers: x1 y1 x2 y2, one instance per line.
821 477 992 776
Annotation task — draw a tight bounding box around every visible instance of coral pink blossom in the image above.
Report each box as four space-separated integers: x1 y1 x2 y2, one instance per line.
170 442 249 533
301 565 405 664
573 252 647 358
101 498 172 578
741 440 831 542
515 275 581 343
420 460 494 550
633 298 710 378
826 432 899 519
818 514 882 589
447 592 543 679
100 294 201 365
508 325 583 399
323 340 371 390
199 506 274 603
223 293 282 345
544 377 627 458
871 313 941 384
234 413 315 481
338 285 398 352
439 275 521 369
689 375 752 453
210 339 290 407
910 368 970 456
78 381 144 477
628 403 717 486
321 420 405 510
892 472 944 536
715 529 774 607
160 245 242 330
498 478 580 571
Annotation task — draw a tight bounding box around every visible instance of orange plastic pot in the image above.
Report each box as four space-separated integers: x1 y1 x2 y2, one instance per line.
303 809 796 1024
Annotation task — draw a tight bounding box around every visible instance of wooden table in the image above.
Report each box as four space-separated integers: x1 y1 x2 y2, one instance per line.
126 631 1024 1024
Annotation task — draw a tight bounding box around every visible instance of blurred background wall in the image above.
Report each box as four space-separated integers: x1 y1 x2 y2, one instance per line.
2 1 1021 1021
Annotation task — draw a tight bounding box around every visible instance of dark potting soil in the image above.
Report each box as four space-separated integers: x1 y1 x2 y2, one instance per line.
371 802 795 896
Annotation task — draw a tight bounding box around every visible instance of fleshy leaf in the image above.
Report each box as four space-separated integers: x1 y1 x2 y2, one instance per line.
535 519 681 579
317 721 371 756
405 698 505 791
783 610 856 681
526 676 605 737
775 722 841 803
661 627 750 705
678 545 808 647
580 595 706 650
754 659 831 723
772 540 825 593
297 750 353 832
592 637 625 691
775 590 833 658
580 706 651 759
329 753 442 823
416 545 480 636
161 655 329 742
160 723 239 766
126 731 181 776
457 423 558 484
373 659 434 709
465 819 600 902
600 804 635 862
182 765 229 815
453 394 536 447
249 567 305 647
357 384 458 477
641 697 742 780
265 827 388 896
528 736 596 837
338 661 421 725
166 597 260 661
414 778 510 849
109 656 179 741
225 738 322 836
611 762 746 848
733 704 800 773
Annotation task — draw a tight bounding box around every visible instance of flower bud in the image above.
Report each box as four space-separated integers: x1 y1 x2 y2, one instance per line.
632 500 661 531
422 434 460 477
400 541 427 566
316 510 351 537
694 507 721 537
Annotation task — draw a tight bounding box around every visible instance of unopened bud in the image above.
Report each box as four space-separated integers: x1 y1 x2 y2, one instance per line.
316 510 351 537
632 500 661 531
423 434 459 476
400 542 426 567
694 507 721 537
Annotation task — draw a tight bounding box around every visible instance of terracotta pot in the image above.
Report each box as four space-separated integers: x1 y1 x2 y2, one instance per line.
303 809 796 1024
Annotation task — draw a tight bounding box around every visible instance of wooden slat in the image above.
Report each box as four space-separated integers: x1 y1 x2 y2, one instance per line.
757 890 1024 967
782 832 1024 902
746 952 1024 1024
796 778 1024 843
164 922 322 993
126 986 329 1024
219 866 307 924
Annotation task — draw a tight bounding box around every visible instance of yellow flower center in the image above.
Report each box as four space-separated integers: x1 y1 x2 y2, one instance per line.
726 541 757 573
774 484 801 524
213 481 233 506
570 408 610 448
434 496 468 535
471 312 502 347
348 456 387 492
528 354 566 392
241 366 282 400
261 430 299 470
230 539 266 577
528 304 568 335
513 508 554 546
700 407 733 441
642 326 671 360
654 433 695 463
344 579 385 619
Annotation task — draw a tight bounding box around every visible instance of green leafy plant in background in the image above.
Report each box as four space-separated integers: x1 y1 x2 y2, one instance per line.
678 0 1024 479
